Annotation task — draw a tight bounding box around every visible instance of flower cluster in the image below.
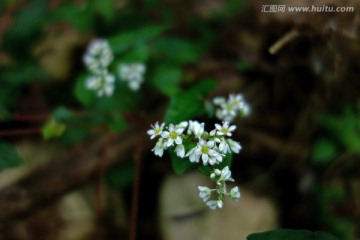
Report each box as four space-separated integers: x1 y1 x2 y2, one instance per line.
147 120 242 209
83 39 147 96
213 93 250 122
147 121 241 164
83 39 115 97
118 63 146 91
198 166 240 210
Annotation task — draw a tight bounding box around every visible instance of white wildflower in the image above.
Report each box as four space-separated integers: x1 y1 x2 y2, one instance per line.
226 139 242 153
229 186 241 201
175 144 185 158
161 124 184 147
83 39 113 74
196 139 223 165
215 121 236 136
118 62 146 91
188 121 205 138
198 186 212 202
152 138 166 157
147 122 165 139
206 200 223 210
186 146 200 163
85 72 115 97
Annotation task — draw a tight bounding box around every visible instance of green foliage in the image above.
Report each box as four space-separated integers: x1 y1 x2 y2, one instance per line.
0 142 23 170
153 38 203 65
170 138 197 174
317 107 360 154
164 79 217 124
3 0 47 52
42 118 66 140
108 25 169 54
151 64 182 96
311 138 338 165
247 229 342 240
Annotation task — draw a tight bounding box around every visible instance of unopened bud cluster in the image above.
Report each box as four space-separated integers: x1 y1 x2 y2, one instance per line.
198 166 240 210
147 120 242 209
83 39 146 96
213 94 250 122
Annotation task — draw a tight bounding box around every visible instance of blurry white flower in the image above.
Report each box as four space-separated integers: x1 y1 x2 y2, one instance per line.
226 139 242 154
118 62 146 91
206 200 223 210
83 39 113 74
85 72 115 97
187 121 205 138
152 138 166 157
213 93 250 122
186 146 200 163
198 186 212 202
175 144 185 158
229 186 241 201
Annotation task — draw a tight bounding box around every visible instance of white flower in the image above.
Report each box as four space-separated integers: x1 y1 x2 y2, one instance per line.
218 137 231 154
152 138 166 157
147 122 165 139
213 96 226 105
118 63 146 91
188 121 205 138
229 186 240 201
198 186 212 202
228 94 244 110
161 124 184 147
218 166 234 182
213 93 251 122
175 144 185 158
83 39 113 74
215 121 236 136
206 200 223 210
196 139 223 165
85 72 115 97
185 146 200 163
226 139 242 153
177 121 188 129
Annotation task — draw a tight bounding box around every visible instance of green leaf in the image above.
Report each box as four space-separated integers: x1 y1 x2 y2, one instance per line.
42 119 66 140
109 25 169 54
170 150 195 175
54 4 92 33
151 65 182 96
311 138 337 165
153 38 203 64
74 74 95 106
107 114 128 133
4 0 46 44
164 79 217 124
0 142 23 169
121 44 150 62
317 107 360 154
247 229 342 240
89 0 116 22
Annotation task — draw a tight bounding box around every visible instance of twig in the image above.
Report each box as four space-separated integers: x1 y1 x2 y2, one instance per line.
268 29 300 55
